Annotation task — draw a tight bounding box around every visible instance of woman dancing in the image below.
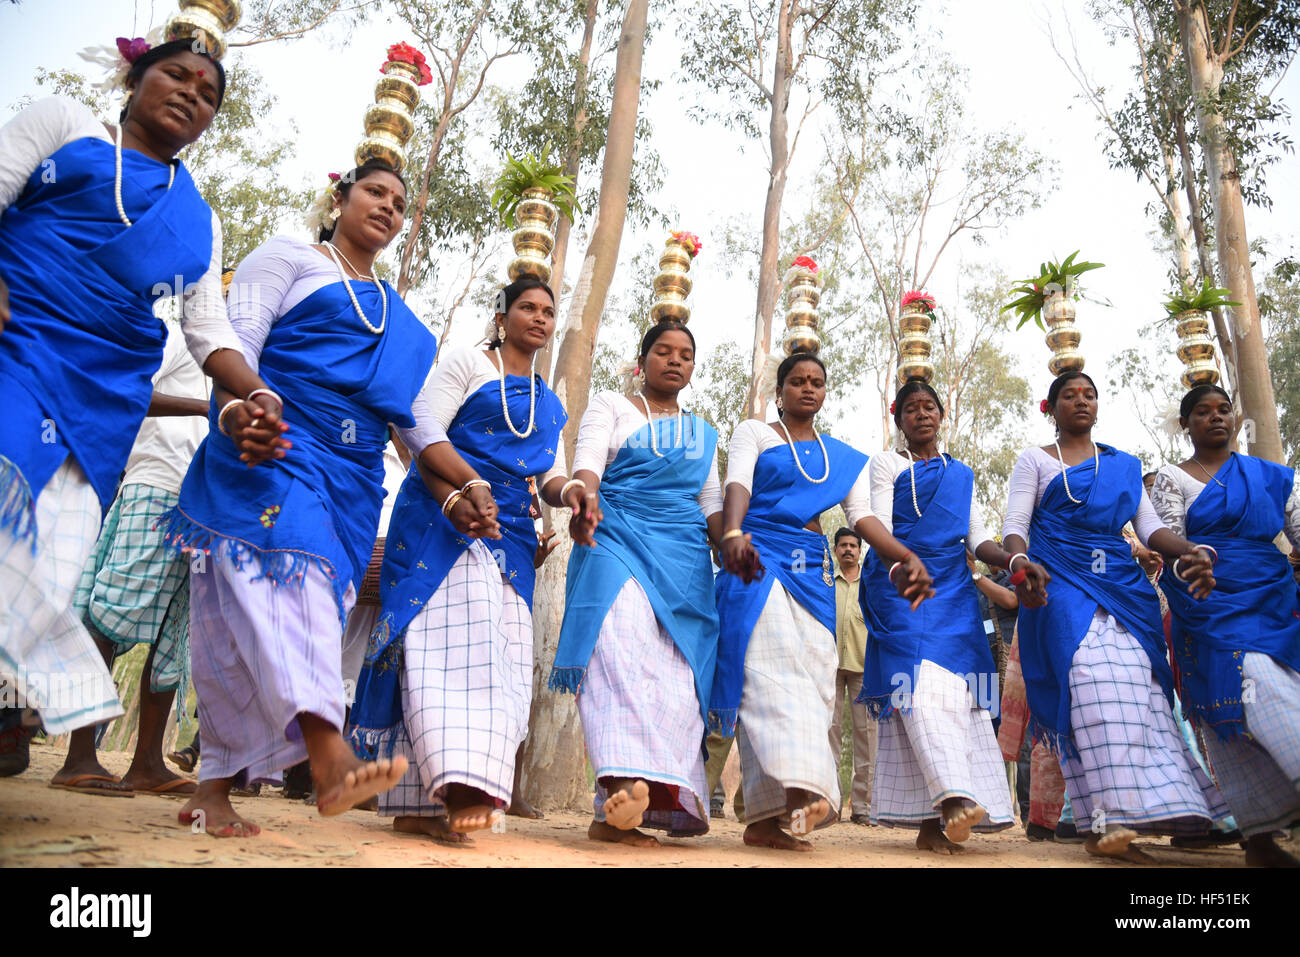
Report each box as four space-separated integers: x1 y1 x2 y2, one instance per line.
350 277 567 839
859 377 1029 853
552 318 722 846
163 160 448 836
713 352 932 851
1151 383 1300 867
1001 370 1228 863
0 36 281 738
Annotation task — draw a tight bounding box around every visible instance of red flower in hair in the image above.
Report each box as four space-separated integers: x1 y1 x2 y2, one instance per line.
116 36 152 63
1039 398 1051 415
889 400 897 415
385 42 433 86
327 172 341 183
791 255 819 272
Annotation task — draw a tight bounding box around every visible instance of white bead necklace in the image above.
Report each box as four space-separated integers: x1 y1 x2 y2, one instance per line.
114 124 175 227
492 347 537 438
776 419 830 484
1055 439 1099 505
905 447 946 518
636 392 683 458
322 241 387 335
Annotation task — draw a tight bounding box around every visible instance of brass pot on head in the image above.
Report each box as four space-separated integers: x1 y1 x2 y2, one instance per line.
165 0 243 61
506 187 558 284
1043 288 1084 376
356 59 424 173
1175 309 1220 388
650 238 695 323
897 300 935 384
782 265 822 356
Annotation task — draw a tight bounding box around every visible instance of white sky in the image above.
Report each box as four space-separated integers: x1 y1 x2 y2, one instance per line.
2 0 1296 465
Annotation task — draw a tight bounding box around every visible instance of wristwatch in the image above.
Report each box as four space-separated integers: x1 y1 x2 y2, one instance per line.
971 572 984 582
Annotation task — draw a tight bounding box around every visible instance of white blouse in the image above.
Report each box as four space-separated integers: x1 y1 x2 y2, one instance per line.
868 450 992 549
724 419 871 527
0 96 240 366
1151 462 1300 552
422 345 567 486
225 235 445 456
570 391 723 517
1002 446 1165 545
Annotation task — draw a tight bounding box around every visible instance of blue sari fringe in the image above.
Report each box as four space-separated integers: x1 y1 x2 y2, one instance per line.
707 708 737 737
548 666 586 695
156 507 345 623
1027 712 1079 762
0 456 38 552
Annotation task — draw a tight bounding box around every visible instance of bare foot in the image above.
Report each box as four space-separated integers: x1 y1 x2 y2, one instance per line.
508 795 544 819
743 817 813 852
394 815 474 847
787 795 830 837
178 780 259 838
589 819 660 846
918 818 967 855
941 799 985 843
1085 829 1154 864
315 755 408 817
120 764 196 795
603 778 651 830
444 783 501 833
1244 834 1300 868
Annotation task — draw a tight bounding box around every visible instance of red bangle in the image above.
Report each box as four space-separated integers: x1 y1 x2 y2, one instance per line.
1009 568 1027 586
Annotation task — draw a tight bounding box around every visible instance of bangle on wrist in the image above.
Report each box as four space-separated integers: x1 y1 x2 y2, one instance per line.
217 398 243 437
1192 543 1218 565
441 489 464 517
461 478 491 495
1007 552 1029 571
888 560 904 582
247 388 282 411
721 528 745 543
560 478 586 502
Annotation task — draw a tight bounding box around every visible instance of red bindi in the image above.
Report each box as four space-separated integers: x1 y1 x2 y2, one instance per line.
197 69 205 77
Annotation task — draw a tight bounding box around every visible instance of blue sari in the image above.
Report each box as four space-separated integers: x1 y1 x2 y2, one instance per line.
859 454 995 718
349 371 565 757
1163 453 1300 741
708 433 868 735
160 278 436 624
550 412 720 721
0 134 213 537
1016 444 1170 756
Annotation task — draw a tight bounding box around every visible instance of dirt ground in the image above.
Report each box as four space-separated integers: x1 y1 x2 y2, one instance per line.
0 741 1261 868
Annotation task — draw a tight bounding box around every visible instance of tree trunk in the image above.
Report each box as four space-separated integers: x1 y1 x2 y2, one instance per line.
1174 109 1238 395
519 0 649 811
742 0 795 421
1177 1 1282 462
536 0 599 384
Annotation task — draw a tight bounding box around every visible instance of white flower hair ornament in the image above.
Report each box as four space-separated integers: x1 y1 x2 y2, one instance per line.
1157 401 1185 440
78 29 165 93
303 173 342 237
757 351 783 405
616 361 641 396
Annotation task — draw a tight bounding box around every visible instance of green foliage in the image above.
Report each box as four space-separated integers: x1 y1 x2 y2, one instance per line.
1163 276 1241 316
1260 258 1300 465
1001 252 1105 331
491 148 579 228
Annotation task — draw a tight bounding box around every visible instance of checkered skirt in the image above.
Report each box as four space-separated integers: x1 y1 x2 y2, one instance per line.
73 484 190 692
582 578 709 835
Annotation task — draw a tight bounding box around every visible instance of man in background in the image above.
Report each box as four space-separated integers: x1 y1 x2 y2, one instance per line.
832 528 876 824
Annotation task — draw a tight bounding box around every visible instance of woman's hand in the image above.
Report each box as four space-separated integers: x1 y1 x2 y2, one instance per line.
889 553 936 611
221 395 291 466
569 490 602 546
533 529 558 568
1010 555 1051 609
449 486 501 539
1175 549 1216 600
721 533 764 584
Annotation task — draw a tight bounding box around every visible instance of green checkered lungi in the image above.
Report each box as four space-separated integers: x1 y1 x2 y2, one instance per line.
73 484 190 695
